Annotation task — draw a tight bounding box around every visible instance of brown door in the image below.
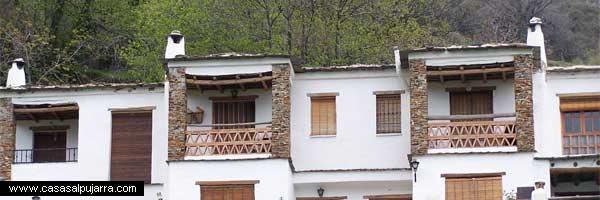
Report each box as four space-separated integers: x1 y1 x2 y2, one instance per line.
450 91 493 121
33 131 66 162
110 112 152 183
201 185 255 200
445 176 502 200
212 100 255 129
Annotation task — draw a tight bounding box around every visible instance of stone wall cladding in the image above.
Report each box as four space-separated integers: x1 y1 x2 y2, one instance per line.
271 64 291 158
168 67 187 160
514 55 535 152
409 59 429 155
0 98 15 180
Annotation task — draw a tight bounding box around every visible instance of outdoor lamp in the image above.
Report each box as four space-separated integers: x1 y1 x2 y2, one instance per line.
32 196 40 200
317 187 324 197
410 160 420 182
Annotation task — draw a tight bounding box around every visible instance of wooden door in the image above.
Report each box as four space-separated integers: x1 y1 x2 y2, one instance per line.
445 176 502 200
33 131 66 162
201 185 255 200
450 91 493 121
212 100 255 129
110 112 152 183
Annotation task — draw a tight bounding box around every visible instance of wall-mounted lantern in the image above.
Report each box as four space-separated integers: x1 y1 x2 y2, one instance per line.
410 160 420 182
317 187 324 197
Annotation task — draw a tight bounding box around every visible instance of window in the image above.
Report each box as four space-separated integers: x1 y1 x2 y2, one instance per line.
111 112 152 183
445 176 503 200
560 96 600 155
376 93 401 134
197 181 258 200
33 131 67 163
449 91 493 121
310 96 336 136
211 96 256 129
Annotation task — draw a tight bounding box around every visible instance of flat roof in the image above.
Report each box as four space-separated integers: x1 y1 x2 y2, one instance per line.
295 64 395 73
165 52 290 62
0 82 164 92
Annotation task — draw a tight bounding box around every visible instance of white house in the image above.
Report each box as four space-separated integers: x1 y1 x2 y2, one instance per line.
0 17 598 200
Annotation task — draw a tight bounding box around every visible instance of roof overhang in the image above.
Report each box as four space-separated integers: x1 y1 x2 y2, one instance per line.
14 102 79 121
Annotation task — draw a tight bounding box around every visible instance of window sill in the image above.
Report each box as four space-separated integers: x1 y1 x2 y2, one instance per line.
310 135 336 138
376 133 402 137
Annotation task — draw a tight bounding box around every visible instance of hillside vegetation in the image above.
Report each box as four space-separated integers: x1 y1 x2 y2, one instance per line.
0 0 598 84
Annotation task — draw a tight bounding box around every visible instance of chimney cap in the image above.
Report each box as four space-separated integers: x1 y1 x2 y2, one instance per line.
9 58 24 64
393 46 399 51
529 17 542 26
169 30 182 36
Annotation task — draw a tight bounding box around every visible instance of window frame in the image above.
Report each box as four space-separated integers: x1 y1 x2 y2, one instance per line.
561 110 600 155
308 93 338 136
374 91 403 134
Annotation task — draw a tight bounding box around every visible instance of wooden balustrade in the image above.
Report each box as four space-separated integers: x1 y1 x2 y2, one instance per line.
428 120 517 149
185 127 272 156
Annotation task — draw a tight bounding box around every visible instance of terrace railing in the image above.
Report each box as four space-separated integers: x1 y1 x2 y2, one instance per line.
13 148 78 164
428 115 517 149
185 124 272 156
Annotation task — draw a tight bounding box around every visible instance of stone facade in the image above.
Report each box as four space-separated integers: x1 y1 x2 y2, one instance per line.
271 64 292 158
514 55 535 152
409 59 429 155
0 98 15 180
168 67 187 160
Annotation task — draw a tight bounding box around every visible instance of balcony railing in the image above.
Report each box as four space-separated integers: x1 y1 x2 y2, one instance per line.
185 125 272 156
428 120 517 149
13 148 78 164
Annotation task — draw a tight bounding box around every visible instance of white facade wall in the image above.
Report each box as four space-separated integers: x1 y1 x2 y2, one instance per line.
2 87 167 200
291 70 410 170
412 153 550 200
166 159 293 200
537 71 600 156
295 181 412 200
427 80 515 118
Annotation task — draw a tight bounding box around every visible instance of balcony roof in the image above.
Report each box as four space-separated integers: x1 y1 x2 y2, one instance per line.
13 102 79 121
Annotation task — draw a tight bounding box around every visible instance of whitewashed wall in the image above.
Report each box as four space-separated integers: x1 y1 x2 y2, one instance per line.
166 159 293 200
187 89 273 129
295 181 412 200
427 80 515 118
412 153 550 200
15 119 79 153
291 70 410 170
6 87 168 187
538 71 600 156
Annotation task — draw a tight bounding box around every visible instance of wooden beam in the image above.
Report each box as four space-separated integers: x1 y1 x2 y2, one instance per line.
445 86 496 92
427 113 516 120
307 92 339 97
195 180 259 186
208 95 258 101
30 125 70 132
27 113 37 121
439 67 444 83
460 66 465 82
372 90 405 95
427 66 515 76
51 112 62 121
109 106 156 113
501 64 507 80
482 66 488 83
363 194 412 200
441 172 506 178
236 75 247 91
296 197 347 200
550 167 600 175
186 75 273 86
14 106 79 113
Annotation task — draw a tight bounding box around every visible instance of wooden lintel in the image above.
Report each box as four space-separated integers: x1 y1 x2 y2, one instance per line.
482 66 487 83
501 64 507 80
439 67 444 83
208 95 258 101
460 66 465 82
27 113 37 121
427 66 515 76
186 76 273 86
109 106 156 113
30 125 70 132
441 172 506 178
445 86 496 92
427 113 515 120
195 180 259 186
236 75 247 91
363 194 412 200
307 92 339 97
373 90 405 95
296 197 348 200
14 106 79 113
51 112 62 121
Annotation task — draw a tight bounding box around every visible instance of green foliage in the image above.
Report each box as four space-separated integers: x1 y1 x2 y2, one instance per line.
0 0 598 85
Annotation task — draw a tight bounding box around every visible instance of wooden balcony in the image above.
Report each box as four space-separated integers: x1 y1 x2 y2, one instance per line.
428 120 517 149
185 126 272 156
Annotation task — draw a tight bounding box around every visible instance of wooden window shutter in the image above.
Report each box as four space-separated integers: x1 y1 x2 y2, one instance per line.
560 96 600 112
450 91 493 121
445 176 502 200
311 96 336 136
376 94 401 134
212 97 256 129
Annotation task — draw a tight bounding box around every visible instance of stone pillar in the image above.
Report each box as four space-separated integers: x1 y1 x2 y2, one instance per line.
168 67 187 160
409 59 429 155
271 64 291 158
0 98 15 180
514 55 535 152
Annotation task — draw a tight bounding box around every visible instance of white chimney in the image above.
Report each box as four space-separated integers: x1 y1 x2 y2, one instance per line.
6 58 26 87
527 17 546 68
393 46 401 74
165 30 185 59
